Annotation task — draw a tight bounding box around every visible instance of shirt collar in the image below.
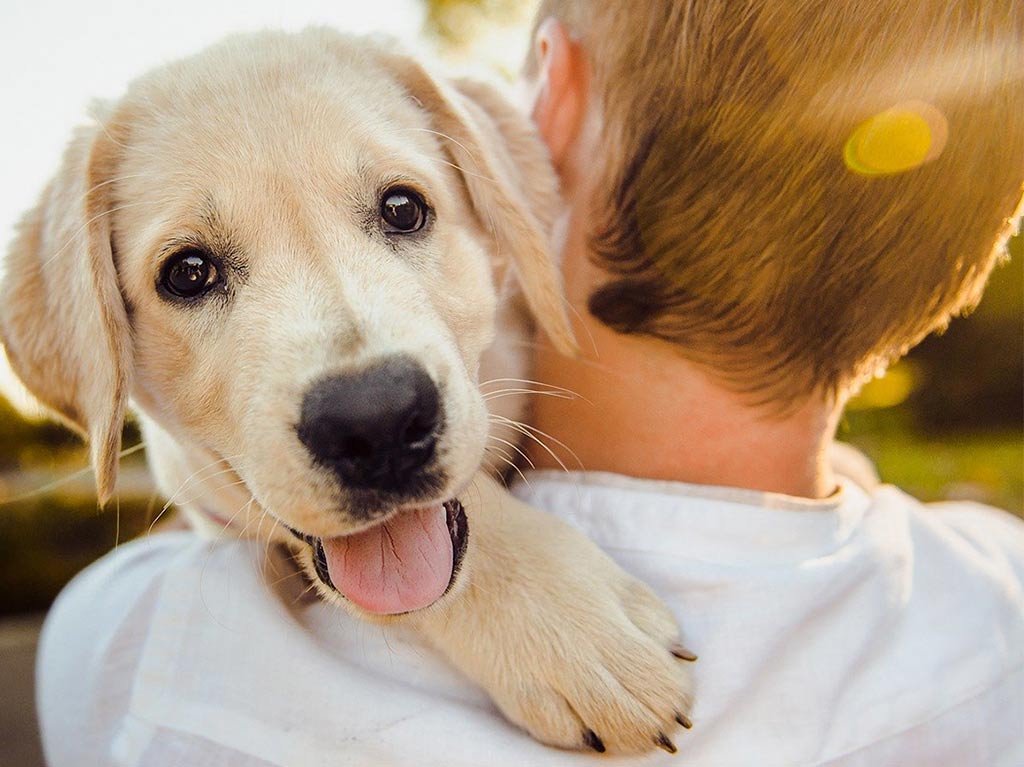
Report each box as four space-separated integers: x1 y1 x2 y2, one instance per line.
512 470 873 566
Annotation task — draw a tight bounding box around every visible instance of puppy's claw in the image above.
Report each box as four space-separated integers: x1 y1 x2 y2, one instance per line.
656 733 677 754
583 729 606 753
670 643 698 662
676 712 693 729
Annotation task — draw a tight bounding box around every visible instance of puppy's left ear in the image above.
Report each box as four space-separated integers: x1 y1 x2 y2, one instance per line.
0 113 132 505
381 54 578 356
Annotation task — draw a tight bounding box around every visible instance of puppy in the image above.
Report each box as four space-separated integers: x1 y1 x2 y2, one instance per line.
1 28 693 753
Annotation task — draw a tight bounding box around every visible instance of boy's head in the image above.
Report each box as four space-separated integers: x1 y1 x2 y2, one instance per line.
523 0 1023 406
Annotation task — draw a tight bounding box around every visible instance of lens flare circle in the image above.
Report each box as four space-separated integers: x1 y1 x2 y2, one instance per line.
844 101 948 176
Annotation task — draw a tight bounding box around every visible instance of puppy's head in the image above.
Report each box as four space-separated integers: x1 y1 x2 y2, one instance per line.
0 29 572 616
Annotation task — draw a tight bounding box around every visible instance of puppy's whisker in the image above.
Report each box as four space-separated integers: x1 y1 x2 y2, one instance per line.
148 469 245 536
480 377 578 395
262 515 282 579
481 386 572 397
156 465 241 519
43 200 159 270
486 435 536 470
113 494 121 547
159 451 246 500
269 569 306 589
397 127 486 172
565 296 599 356
219 495 256 538
146 504 175 533
256 508 274 579
196 494 259 619
489 420 553 464
484 446 530 487
484 444 516 468
235 506 262 540
148 456 246 532
482 388 576 401
78 173 156 202
174 478 253 512
119 441 149 458
490 415 583 473
483 443 516 463
483 445 526 480
178 473 251 500
143 488 164 530
421 155 500 185
197 501 253 599
292 579 320 606
491 415 581 462
480 377 589 406
95 118 163 161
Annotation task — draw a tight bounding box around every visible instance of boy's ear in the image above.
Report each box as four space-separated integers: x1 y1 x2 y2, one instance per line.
377 51 578 357
0 115 132 505
528 18 589 178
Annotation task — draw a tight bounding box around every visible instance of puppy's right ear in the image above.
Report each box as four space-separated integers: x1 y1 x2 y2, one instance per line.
375 51 578 357
0 116 132 505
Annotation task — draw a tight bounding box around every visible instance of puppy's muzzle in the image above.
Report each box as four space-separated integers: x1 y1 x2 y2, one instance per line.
297 355 440 493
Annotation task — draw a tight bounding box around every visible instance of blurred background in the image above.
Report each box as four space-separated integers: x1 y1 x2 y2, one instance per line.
0 1 1021 763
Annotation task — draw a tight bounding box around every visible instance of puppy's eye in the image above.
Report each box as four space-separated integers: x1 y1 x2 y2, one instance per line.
380 187 428 234
160 249 220 299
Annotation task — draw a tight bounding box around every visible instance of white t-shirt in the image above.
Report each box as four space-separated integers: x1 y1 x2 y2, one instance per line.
37 470 1024 767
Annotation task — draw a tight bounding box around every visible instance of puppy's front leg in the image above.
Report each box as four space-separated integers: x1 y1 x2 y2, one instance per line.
411 472 695 755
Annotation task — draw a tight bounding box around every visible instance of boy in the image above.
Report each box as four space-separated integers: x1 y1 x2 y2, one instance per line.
37 1 1023 764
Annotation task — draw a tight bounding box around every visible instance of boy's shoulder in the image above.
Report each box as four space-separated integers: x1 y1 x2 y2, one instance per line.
907 491 1024 587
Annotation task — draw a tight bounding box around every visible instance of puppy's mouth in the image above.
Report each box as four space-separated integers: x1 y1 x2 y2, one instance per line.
299 499 468 615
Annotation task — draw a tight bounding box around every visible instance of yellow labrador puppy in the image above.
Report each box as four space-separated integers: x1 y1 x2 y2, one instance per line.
1 28 693 753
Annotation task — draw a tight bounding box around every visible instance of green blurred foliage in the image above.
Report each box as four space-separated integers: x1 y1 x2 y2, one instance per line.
0 395 154 612
841 414 1021 513
424 0 531 51
843 233 1023 514
0 396 79 469
0 492 153 614
903 237 1023 432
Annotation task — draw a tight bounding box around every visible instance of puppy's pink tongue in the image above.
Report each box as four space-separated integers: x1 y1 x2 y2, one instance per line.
321 504 453 615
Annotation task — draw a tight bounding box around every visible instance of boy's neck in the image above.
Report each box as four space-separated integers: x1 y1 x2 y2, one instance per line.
527 219 840 500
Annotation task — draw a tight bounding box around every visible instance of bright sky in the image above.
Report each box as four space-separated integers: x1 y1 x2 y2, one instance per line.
0 0 426 245
0 0 430 409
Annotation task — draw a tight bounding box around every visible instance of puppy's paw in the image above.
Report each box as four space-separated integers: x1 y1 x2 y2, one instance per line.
493 573 696 754
413 474 695 754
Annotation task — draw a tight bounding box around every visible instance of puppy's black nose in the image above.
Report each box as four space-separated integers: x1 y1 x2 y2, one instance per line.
297 357 440 491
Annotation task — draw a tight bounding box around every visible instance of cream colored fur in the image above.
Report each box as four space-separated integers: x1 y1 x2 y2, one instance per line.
0 28 693 753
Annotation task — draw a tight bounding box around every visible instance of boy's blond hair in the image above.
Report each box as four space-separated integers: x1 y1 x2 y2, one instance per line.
528 0 1023 404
